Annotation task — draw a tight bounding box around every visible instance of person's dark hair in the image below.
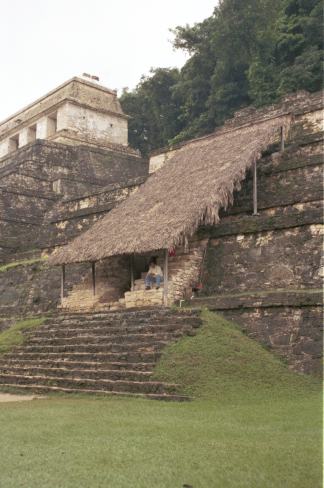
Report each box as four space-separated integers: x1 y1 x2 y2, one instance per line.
149 256 157 265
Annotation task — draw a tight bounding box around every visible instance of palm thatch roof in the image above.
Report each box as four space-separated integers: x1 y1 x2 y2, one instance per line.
49 111 292 265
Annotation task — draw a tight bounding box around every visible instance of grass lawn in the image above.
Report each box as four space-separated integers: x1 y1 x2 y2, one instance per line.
0 311 321 488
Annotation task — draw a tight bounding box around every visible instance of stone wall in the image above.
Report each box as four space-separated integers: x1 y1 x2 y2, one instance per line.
202 223 322 295
224 305 322 375
0 90 322 376
0 140 146 186
195 115 323 373
0 136 149 319
47 178 145 247
55 102 128 147
0 140 148 259
192 291 322 374
168 241 208 302
0 257 90 320
61 256 131 310
61 243 208 311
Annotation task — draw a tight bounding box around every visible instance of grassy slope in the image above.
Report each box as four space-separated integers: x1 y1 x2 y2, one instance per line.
0 317 46 354
0 310 321 488
153 309 321 401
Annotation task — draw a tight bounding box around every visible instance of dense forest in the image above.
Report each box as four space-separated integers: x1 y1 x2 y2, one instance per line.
120 0 323 156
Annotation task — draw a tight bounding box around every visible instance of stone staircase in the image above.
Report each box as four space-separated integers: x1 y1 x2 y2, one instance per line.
124 274 165 308
0 308 202 400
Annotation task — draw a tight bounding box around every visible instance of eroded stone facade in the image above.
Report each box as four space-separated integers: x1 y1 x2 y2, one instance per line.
0 77 130 159
0 88 322 374
193 112 323 374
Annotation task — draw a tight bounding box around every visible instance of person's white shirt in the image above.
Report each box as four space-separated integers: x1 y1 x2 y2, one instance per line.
148 264 163 277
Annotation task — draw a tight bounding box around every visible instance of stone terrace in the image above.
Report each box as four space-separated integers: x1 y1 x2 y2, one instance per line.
0 309 202 400
0 140 148 259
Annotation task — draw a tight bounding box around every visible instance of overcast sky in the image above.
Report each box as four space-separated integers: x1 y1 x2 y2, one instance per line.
0 0 217 121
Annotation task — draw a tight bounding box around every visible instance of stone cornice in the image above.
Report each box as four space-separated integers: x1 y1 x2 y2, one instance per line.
0 98 129 142
0 77 118 127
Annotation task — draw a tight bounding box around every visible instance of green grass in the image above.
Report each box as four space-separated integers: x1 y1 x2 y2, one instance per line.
0 256 47 273
0 310 321 488
153 309 321 400
0 394 321 488
0 317 46 354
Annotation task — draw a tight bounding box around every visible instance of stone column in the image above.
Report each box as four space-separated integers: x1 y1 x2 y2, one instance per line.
0 140 9 158
0 137 19 157
19 127 36 147
36 116 57 139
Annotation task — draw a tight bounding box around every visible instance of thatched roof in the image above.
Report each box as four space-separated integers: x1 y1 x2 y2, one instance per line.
49 112 291 265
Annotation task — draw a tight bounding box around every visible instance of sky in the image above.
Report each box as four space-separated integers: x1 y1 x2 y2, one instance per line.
0 0 217 121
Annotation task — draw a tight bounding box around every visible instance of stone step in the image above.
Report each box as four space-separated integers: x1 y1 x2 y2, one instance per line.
134 284 148 291
125 290 164 297
4 351 161 363
0 366 153 382
0 383 189 401
26 332 184 346
16 340 169 354
48 315 201 328
0 373 179 395
45 319 176 328
125 301 164 309
109 303 124 311
62 296 98 303
27 323 196 337
134 279 145 285
51 310 200 322
134 282 165 289
0 358 155 371
40 321 200 333
30 327 192 338
0 309 202 400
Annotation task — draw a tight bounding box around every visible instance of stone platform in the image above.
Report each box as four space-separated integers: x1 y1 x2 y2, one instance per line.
125 277 164 308
0 308 202 400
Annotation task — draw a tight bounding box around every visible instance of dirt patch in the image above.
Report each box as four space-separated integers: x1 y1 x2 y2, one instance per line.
0 393 44 403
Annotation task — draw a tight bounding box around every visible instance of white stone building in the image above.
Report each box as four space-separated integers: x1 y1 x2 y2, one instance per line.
0 75 129 158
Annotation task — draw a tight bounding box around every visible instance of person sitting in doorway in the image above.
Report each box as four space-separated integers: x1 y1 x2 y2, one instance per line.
145 257 163 290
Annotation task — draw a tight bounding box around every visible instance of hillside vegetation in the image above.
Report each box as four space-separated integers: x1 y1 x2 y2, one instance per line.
0 317 46 354
120 0 323 155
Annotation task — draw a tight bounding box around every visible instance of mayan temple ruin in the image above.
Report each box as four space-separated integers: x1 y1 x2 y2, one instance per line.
0 75 322 398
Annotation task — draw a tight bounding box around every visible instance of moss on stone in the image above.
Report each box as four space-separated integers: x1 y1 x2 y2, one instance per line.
0 257 47 273
0 317 46 354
